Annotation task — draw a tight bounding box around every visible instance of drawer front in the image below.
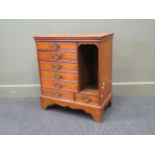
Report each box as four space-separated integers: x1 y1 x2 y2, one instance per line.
42 87 74 100
40 71 78 81
36 42 77 51
75 93 99 105
39 61 77 72
41 79 78 91
38 52 77 61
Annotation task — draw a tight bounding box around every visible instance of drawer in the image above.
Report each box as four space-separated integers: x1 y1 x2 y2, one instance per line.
42 87 74 100
75 93 99 105
39 61 77 72
41 79 78 91
36 42 77 51
40 70 78 81
38 52 77 61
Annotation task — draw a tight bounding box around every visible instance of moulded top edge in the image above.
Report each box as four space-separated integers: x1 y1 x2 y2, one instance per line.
34 33 114 40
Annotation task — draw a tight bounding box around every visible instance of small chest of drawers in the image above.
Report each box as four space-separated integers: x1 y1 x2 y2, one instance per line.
34 34 113 122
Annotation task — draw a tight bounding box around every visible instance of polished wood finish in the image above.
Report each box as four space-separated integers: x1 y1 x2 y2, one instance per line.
40 70 78 81
75 93 99 105
36 42 77 50
41 79 78 91
42 87 74 100
34 33 113 41
34 33 113 122
39 61 77 72
38 52 77 61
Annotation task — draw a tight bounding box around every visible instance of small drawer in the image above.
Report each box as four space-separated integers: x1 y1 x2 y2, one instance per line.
40 71 78 81
39 61 77 72
38 52 77 62
75 93 99 105
36 42 77 51
42 87 74 100
41 79 78 91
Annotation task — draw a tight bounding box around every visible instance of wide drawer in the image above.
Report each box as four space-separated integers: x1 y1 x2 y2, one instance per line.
39 61 77 72
38 52 77 62
41 79 78 91
40 70 78 81
75 93 99 105
36 42 77 51
42 87 74 100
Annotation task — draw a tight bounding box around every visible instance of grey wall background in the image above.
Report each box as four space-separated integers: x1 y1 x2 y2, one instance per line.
0 19 155 96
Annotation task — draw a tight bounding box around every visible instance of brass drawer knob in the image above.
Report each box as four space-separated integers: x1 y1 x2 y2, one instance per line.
53 63 61 70
54 74 62 79
53 91 60 97
50 43 59 51
52 53 61 59
83 98 91 103
55 84 62 89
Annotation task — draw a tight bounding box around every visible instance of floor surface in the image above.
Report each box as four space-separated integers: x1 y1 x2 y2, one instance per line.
0 96 155 135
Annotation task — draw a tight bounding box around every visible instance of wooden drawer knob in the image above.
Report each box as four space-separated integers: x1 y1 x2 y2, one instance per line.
50 43 59 51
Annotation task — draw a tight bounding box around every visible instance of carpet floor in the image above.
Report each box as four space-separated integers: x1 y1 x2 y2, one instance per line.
0 96 155 135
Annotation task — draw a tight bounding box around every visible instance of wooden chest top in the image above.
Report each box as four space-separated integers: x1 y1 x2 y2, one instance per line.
34 33 113 41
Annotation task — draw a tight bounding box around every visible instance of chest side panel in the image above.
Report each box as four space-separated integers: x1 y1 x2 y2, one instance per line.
98 38 113 105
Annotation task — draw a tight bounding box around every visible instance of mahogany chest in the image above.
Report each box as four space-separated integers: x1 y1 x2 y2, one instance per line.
34 34 113 122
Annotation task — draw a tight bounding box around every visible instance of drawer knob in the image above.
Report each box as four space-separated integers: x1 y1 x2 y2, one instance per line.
55 84 62 88
53 64 61 70
53 91 60 97
83 98 91 103
55 74 62 79
53 53 61 59
50 43 59 51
